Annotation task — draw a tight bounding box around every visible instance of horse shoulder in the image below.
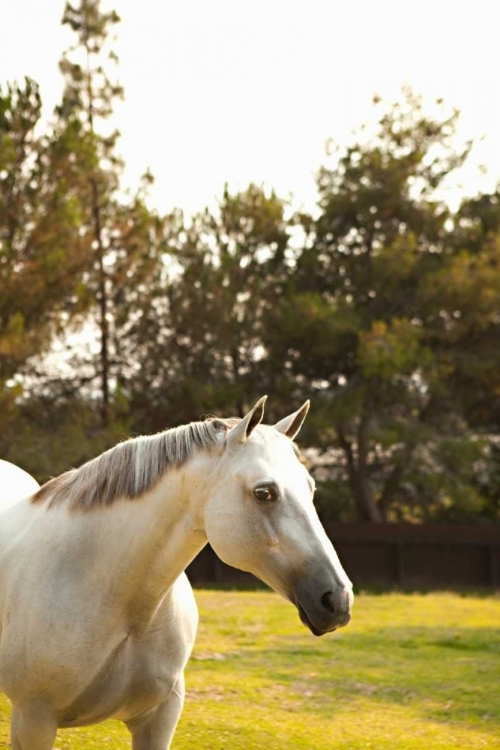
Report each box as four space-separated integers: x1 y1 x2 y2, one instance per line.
108 574 199 723
170 572 199 636
150 573 199 662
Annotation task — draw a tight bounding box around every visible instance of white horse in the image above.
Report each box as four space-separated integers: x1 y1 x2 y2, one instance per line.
0 397 353 749
0 459 40 508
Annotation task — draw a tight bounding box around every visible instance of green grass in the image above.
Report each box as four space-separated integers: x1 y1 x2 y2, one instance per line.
1 590 499 749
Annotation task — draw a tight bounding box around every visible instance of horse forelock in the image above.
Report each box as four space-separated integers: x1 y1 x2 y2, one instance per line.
32 418 234 511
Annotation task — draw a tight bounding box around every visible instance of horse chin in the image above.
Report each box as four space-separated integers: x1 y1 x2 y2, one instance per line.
251 574 337 637
297 604 335 637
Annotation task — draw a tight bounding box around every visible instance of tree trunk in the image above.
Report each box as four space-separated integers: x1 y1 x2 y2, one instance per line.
90 176 109 425
86 44 109 425
337 425 385 523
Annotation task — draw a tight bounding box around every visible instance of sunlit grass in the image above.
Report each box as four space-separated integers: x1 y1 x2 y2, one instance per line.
1 590 499 749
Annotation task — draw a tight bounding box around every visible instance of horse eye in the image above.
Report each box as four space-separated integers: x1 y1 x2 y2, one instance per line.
253 486 277 503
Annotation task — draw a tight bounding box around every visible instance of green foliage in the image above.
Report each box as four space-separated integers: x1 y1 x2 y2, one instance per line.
358 318 432 380
1 8 500 523
0 77 94 419
1 396 129 484
119 184 292 427
278 92 500 523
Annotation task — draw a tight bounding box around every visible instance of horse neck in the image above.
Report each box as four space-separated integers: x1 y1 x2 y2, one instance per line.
91 454 211 629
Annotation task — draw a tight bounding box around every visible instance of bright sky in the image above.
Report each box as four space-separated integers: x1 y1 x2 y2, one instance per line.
2 0 500 216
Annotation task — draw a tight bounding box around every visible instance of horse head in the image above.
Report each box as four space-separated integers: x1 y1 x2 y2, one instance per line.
203 397 353 636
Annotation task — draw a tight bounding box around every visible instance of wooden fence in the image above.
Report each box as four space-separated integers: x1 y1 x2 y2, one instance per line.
187 523 500 589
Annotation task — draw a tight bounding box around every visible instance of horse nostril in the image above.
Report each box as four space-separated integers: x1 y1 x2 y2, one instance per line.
320 591 336 614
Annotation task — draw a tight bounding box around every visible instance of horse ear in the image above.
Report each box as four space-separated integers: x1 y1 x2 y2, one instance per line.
274 401 310 440
227 396 267 445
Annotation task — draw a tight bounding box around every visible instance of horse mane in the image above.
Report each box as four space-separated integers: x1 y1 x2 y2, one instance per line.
32 417 239 511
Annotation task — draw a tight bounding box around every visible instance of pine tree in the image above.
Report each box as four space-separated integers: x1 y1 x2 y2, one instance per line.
56 1 163 424
0 77 93 433
58 0 123 423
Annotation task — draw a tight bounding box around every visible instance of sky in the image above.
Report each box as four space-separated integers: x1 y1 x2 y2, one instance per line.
2 0 500 216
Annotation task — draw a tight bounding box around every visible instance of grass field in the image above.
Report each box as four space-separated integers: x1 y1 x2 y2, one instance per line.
1 590 499 749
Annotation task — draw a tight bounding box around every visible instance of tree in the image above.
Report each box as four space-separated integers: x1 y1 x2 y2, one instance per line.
450 189 500 432
46 0 168 428
120 184 291 430
3 38 499 524
0 78 94 444
57 0 123 423
1 2 166 475
272 92 494 523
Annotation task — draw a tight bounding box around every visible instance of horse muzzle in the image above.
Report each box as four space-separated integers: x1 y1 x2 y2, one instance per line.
295 583 353 636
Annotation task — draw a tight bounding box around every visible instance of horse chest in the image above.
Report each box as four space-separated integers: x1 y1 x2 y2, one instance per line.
60 636 179 727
